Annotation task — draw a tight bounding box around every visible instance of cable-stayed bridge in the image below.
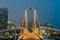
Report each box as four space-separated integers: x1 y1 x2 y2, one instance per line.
0 8 60 40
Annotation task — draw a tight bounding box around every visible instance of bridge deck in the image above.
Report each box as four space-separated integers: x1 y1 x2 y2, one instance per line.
20 32 42 40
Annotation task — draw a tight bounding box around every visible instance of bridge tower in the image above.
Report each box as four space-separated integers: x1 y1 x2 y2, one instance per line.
24 8 37 32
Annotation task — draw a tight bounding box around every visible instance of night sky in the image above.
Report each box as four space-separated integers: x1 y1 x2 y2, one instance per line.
0 0 60 28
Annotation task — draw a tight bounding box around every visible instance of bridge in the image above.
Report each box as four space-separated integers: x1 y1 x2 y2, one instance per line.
0 8 60 40
19 8 42 40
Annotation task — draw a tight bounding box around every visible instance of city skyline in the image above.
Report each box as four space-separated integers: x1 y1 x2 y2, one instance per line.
0 0 60 28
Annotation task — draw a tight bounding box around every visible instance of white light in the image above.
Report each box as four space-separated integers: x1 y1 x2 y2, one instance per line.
42 30 45 33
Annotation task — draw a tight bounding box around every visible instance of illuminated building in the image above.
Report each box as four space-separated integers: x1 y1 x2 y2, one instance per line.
0 8 8 30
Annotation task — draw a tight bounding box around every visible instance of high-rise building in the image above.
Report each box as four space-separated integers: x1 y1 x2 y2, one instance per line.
0 8 8 30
